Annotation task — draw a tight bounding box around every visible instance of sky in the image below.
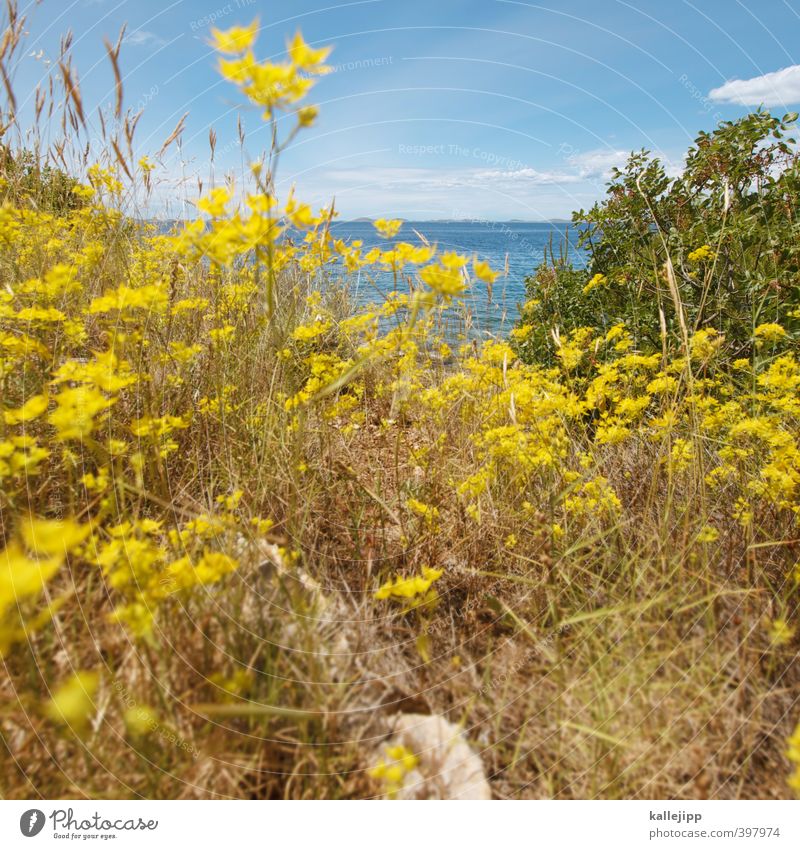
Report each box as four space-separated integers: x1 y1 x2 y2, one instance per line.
11 0 800 219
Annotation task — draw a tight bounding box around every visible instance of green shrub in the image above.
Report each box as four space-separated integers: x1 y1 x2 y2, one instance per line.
515 111 800 364
0 146 87 213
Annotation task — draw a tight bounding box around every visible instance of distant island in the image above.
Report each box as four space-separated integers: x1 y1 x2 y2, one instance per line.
337 218 574 224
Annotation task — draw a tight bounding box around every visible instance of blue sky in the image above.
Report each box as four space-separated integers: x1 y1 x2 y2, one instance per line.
12 0 800 219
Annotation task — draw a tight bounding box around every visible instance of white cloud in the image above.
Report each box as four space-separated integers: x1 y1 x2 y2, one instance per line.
566 147 685 180
566 149 628 179
709 65 800 106
470 167 581 185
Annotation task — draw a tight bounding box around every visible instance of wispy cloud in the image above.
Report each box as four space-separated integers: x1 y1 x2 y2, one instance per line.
271 164 603 219
310 165 582 193
430 167 582 189
709 65 800 106
125 30 167 50
267 147 686 219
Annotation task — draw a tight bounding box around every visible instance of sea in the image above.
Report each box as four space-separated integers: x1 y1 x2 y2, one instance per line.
325 220 587 337
158 218 588 338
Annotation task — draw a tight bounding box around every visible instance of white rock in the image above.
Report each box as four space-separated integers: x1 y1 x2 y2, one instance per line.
386 713 491 800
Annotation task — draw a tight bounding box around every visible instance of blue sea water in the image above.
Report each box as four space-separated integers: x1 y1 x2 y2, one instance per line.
326 220 587 336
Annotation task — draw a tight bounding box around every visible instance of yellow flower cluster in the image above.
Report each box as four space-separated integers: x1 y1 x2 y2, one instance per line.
92 516 241 636
369 745 419 798
0 517 88 655
754 322 787 344
687 244 715 263
789 723 800 795
375 566 443 608
406 497 440 526
582 272 609 294
214 22 331 122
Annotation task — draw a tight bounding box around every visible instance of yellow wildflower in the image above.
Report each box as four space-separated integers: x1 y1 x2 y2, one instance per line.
373 218 403 239
4 394 48 425
754 323 787 344
45 671 99 730
687 244 714 263
473 257 499 284
582 272 608 294
210 19 259 54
